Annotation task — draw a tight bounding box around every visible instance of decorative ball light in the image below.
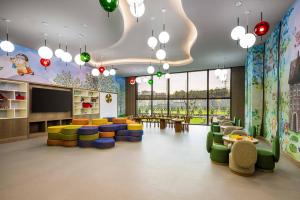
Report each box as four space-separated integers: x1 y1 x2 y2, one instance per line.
38 46 53 59
147 65 155 74
40 58 51 68
103 69 110 77
163 63 170 70
231 26 246 40
55 48 64 58
239 33 256 48
92 68 100 77
156 71 162 78
156 49 166 60
109 69 116 76
254 21 269 36
99 66 106 74
0 40 15 53
147 36 158 50
165 73 171 79
158 31 170 44
148 79 153 85
61 52 72 62
129 77 136 85
99 0 119 13
80 52 91 62
136 77 142 83
130 3 145 18
75 54 85 65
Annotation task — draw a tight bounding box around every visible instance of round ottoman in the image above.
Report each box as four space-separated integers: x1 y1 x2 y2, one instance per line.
117 124 128 130
78 140 94 148
99 124 123 132
61 134 78 141
115 136 128 141
92 138 115 149
47 139 63 146
78 126 99 135
79 133 99 141
48 132 63 140
112 118 127 124
99 132 115 138
62 140 78 147
126 120 136 124
62 125 82 135
106 122 113 125
128 124 143 131
128 136 142 142
116 130 130 136
48 126 67 134
127 130 143 137
92 118 108 126
72 118 89 125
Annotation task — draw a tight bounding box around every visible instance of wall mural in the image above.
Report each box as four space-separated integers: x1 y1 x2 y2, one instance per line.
246 0 300 162
0 42 125 116
245 44 264 135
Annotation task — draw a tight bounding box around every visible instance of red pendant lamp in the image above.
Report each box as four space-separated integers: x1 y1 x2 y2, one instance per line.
129 77 136 85
40 58 51 68
254 12 270 37
99 66 105 74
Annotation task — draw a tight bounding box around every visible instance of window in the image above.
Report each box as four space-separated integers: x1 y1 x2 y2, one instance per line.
135 69 231 124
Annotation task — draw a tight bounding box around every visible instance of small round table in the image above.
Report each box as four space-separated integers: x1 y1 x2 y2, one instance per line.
172 118 184 133
222 135 259 146
158 117 171 129
220 125 243 133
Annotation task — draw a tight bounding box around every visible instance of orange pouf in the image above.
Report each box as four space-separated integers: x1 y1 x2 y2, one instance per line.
112 118 127 124
126 120 136 124
47 139 63 146
72 118 89 125
99 132 115 138
62 140 78 147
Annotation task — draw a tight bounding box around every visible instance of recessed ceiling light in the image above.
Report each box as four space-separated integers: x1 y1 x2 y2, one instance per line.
41 21 48 26
244 10 251 15
150 17 155 21
82 23 88 28
161 8 166 13
234 1 243 7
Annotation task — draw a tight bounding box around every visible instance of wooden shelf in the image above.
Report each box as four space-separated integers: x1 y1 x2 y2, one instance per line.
73 88 100 117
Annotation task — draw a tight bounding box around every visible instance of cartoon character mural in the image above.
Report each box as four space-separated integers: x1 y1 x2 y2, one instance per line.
10 53 34 76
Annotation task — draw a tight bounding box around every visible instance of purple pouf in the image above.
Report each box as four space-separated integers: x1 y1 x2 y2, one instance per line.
92 138 115 149
99 124 127 132
115 135 142 142
116 130 143 137
77 126 99 135
78 140 94 148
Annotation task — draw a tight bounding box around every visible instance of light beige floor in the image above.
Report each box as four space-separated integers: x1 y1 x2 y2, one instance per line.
0 125 299 200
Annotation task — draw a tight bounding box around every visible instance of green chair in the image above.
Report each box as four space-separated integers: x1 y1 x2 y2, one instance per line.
206 131 230 164
249 126 257 138
211 125 224 144
235 119 241 127
256 136 280 171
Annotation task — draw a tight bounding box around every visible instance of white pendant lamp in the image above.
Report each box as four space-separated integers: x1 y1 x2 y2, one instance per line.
109 68 116 76
75 54 85 65
55 48 64 58
156 49 166 60
127 0 144 5
103 69 110 77
130 3 145 18
92 68 100 77
163 63 170 70
239 32 256 48
165 73 171 79
147 65 155 74
61 45 72 62
159 31 170 44
0 20 15 54
147 36 158 50
136 77 142 83
231 26 246 40
38 40 53 59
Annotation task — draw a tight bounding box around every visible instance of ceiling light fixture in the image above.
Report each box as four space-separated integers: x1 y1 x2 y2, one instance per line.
136 77 142 83
109 68 116 76
147 65 155 74
239 26 256 48
92 68 100 77
147 30 158 50
61 45 72 63
75 53 85 66
254 12 270 37
156 49 166 60
129 1 145 21
103 69 110 77
0 20 15 55
163 63 170 70
231 18 245 41
38 34 53 59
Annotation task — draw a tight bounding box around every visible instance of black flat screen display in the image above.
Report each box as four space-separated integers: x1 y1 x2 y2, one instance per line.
31 88 72 112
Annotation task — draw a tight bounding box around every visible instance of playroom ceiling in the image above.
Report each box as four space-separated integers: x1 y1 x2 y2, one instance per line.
0 0 294 76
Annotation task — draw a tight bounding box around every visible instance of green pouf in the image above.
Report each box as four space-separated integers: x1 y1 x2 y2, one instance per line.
211 125 220 132
62 126 81 135
79 133 99 141
207 131 229 164
61 134 78 141
213 132 224 144
256 148 275 170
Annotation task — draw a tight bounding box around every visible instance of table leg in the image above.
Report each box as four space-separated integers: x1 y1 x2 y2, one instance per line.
174 122 182 133
160 119 166 129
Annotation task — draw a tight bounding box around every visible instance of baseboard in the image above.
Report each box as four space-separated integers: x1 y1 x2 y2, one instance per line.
0 136 27 144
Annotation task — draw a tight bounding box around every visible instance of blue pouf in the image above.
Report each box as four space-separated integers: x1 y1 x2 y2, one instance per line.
116 130 143 137
92 138 115 149
105 117 114 122
78 140 94 148
115 136 142 142
77 126 99 135
99 124 127 132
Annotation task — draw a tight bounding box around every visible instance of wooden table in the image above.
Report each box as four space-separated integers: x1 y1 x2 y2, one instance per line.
172 118 184 133
222 135 259 145
220 125 243 133
158 117 171 129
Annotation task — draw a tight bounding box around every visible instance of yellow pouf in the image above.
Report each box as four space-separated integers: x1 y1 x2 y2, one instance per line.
128 124 143 131
106 122 113 125
112 118 127 124
48 126 67 134
126 120 136 124
92 118 108 126
48 132 63 140
72 118 89 125
79 133 99 141
99 132 115 138
47 139 63 146
62 140 78 147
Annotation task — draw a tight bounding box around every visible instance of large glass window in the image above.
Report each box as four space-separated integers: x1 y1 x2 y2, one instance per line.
170 73 187 99
135 69 231 124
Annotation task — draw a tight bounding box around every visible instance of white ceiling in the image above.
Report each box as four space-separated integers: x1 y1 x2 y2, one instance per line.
0 0 294 77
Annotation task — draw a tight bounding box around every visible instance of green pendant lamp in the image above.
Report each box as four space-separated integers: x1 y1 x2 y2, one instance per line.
80 45 91 63
99 0 119 16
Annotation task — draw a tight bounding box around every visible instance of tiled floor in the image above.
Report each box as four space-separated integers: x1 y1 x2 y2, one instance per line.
0 125 299 200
